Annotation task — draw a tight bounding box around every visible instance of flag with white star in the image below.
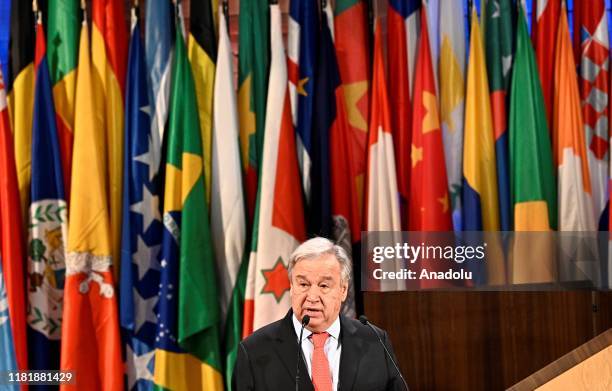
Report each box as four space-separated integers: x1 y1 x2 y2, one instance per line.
120 10 162 391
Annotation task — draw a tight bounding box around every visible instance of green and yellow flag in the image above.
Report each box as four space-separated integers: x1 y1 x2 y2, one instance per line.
239 0 269 226
509 6 556 231
47 0 79 195
189 0 217 205
153 21 223 391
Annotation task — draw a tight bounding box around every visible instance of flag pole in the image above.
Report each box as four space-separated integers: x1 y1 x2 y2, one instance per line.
223 0 230 34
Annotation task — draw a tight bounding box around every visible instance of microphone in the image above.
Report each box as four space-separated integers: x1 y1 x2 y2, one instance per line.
359 315 409 391
295 315 310 391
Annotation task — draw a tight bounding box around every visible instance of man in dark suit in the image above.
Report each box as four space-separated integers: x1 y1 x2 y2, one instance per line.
234 238 406 390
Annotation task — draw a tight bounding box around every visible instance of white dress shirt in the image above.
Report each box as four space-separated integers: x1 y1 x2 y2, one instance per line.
293 314 342 391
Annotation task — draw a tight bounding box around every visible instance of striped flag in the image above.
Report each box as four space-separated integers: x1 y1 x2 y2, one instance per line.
0 54 27 374
189 0 216 205
366 19 402 292
47 0 79 197
439 0 466 231
334 0 369 225
388 0 419 229
533 0 560 129
408 7 452 231
92 0 128 280
288 0 317 203
238 0 269 226
510 6 556 231
462 8 500 231
145 0 173 160
553 4 595 231
27 14 67 373
60 18 123 390
212 6 247 389
483 0 513 230
575 0 610 228
243 4 306 334
7 0 34 226
153 19 223 391
120 8 161 390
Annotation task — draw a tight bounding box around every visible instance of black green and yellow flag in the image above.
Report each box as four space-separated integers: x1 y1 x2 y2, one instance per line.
189 0 217 205
47 0 79 197
7 0 34 225
153 20 223 391
509 6 556 231
238 0 269 226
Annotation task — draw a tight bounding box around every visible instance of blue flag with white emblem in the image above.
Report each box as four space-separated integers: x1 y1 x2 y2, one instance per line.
27 20 67 374
120 10 162 391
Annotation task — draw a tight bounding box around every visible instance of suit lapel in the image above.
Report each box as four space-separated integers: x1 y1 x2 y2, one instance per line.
339 317 364 391
273 311 314 391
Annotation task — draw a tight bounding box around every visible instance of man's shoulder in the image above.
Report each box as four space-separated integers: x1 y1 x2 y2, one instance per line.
340 316 389 343
241 316 288 350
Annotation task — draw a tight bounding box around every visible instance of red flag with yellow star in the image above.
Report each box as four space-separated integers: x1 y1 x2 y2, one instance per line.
408 8 452 231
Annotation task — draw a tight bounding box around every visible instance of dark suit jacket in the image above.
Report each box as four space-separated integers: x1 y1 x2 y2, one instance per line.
234 310 406 391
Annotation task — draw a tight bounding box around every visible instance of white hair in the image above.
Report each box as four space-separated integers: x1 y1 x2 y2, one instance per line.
287 237 352 284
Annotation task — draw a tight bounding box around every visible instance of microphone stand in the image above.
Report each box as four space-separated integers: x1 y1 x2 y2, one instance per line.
296 315 310 391
359 316 409 391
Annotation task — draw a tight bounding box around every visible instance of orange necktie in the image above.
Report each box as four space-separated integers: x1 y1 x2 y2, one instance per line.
310 332 333 391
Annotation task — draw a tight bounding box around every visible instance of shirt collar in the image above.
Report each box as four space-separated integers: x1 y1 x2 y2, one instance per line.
292 313 341 342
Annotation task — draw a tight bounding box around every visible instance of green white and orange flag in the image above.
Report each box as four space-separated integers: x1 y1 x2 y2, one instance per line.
60 17 122 390
47 0 79 196
7 0 34 226
334 0 369 224
189 0 217 205
553 4 595 231
243 4 306 335
92 0 128 280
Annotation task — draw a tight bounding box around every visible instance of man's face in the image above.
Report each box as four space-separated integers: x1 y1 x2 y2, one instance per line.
290 254 348 332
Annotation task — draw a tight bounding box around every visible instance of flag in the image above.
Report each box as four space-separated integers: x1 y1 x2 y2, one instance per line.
189 0 216 205
439 0 466 231
533 0 560 128
0 57 27 374
388 0 418 229
7 0 34 226
483 0 513 230
334 0 369 225
120 9 161 390
462 9 499 231
27 15 67 373
366 19 402 292
509 6 556 231
239 0 269 225
575 0 609 228
553 4 595 231
408 8 452 231
0 260 18 377
47 0 79 196
426 0 440 89
145 0 173 161
60 19 122 390
315 2 361 317
153 20 223 391
212 6 247 389
243 4 306 334
92 0 128 280
0 0 9 80
288 0 317 203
